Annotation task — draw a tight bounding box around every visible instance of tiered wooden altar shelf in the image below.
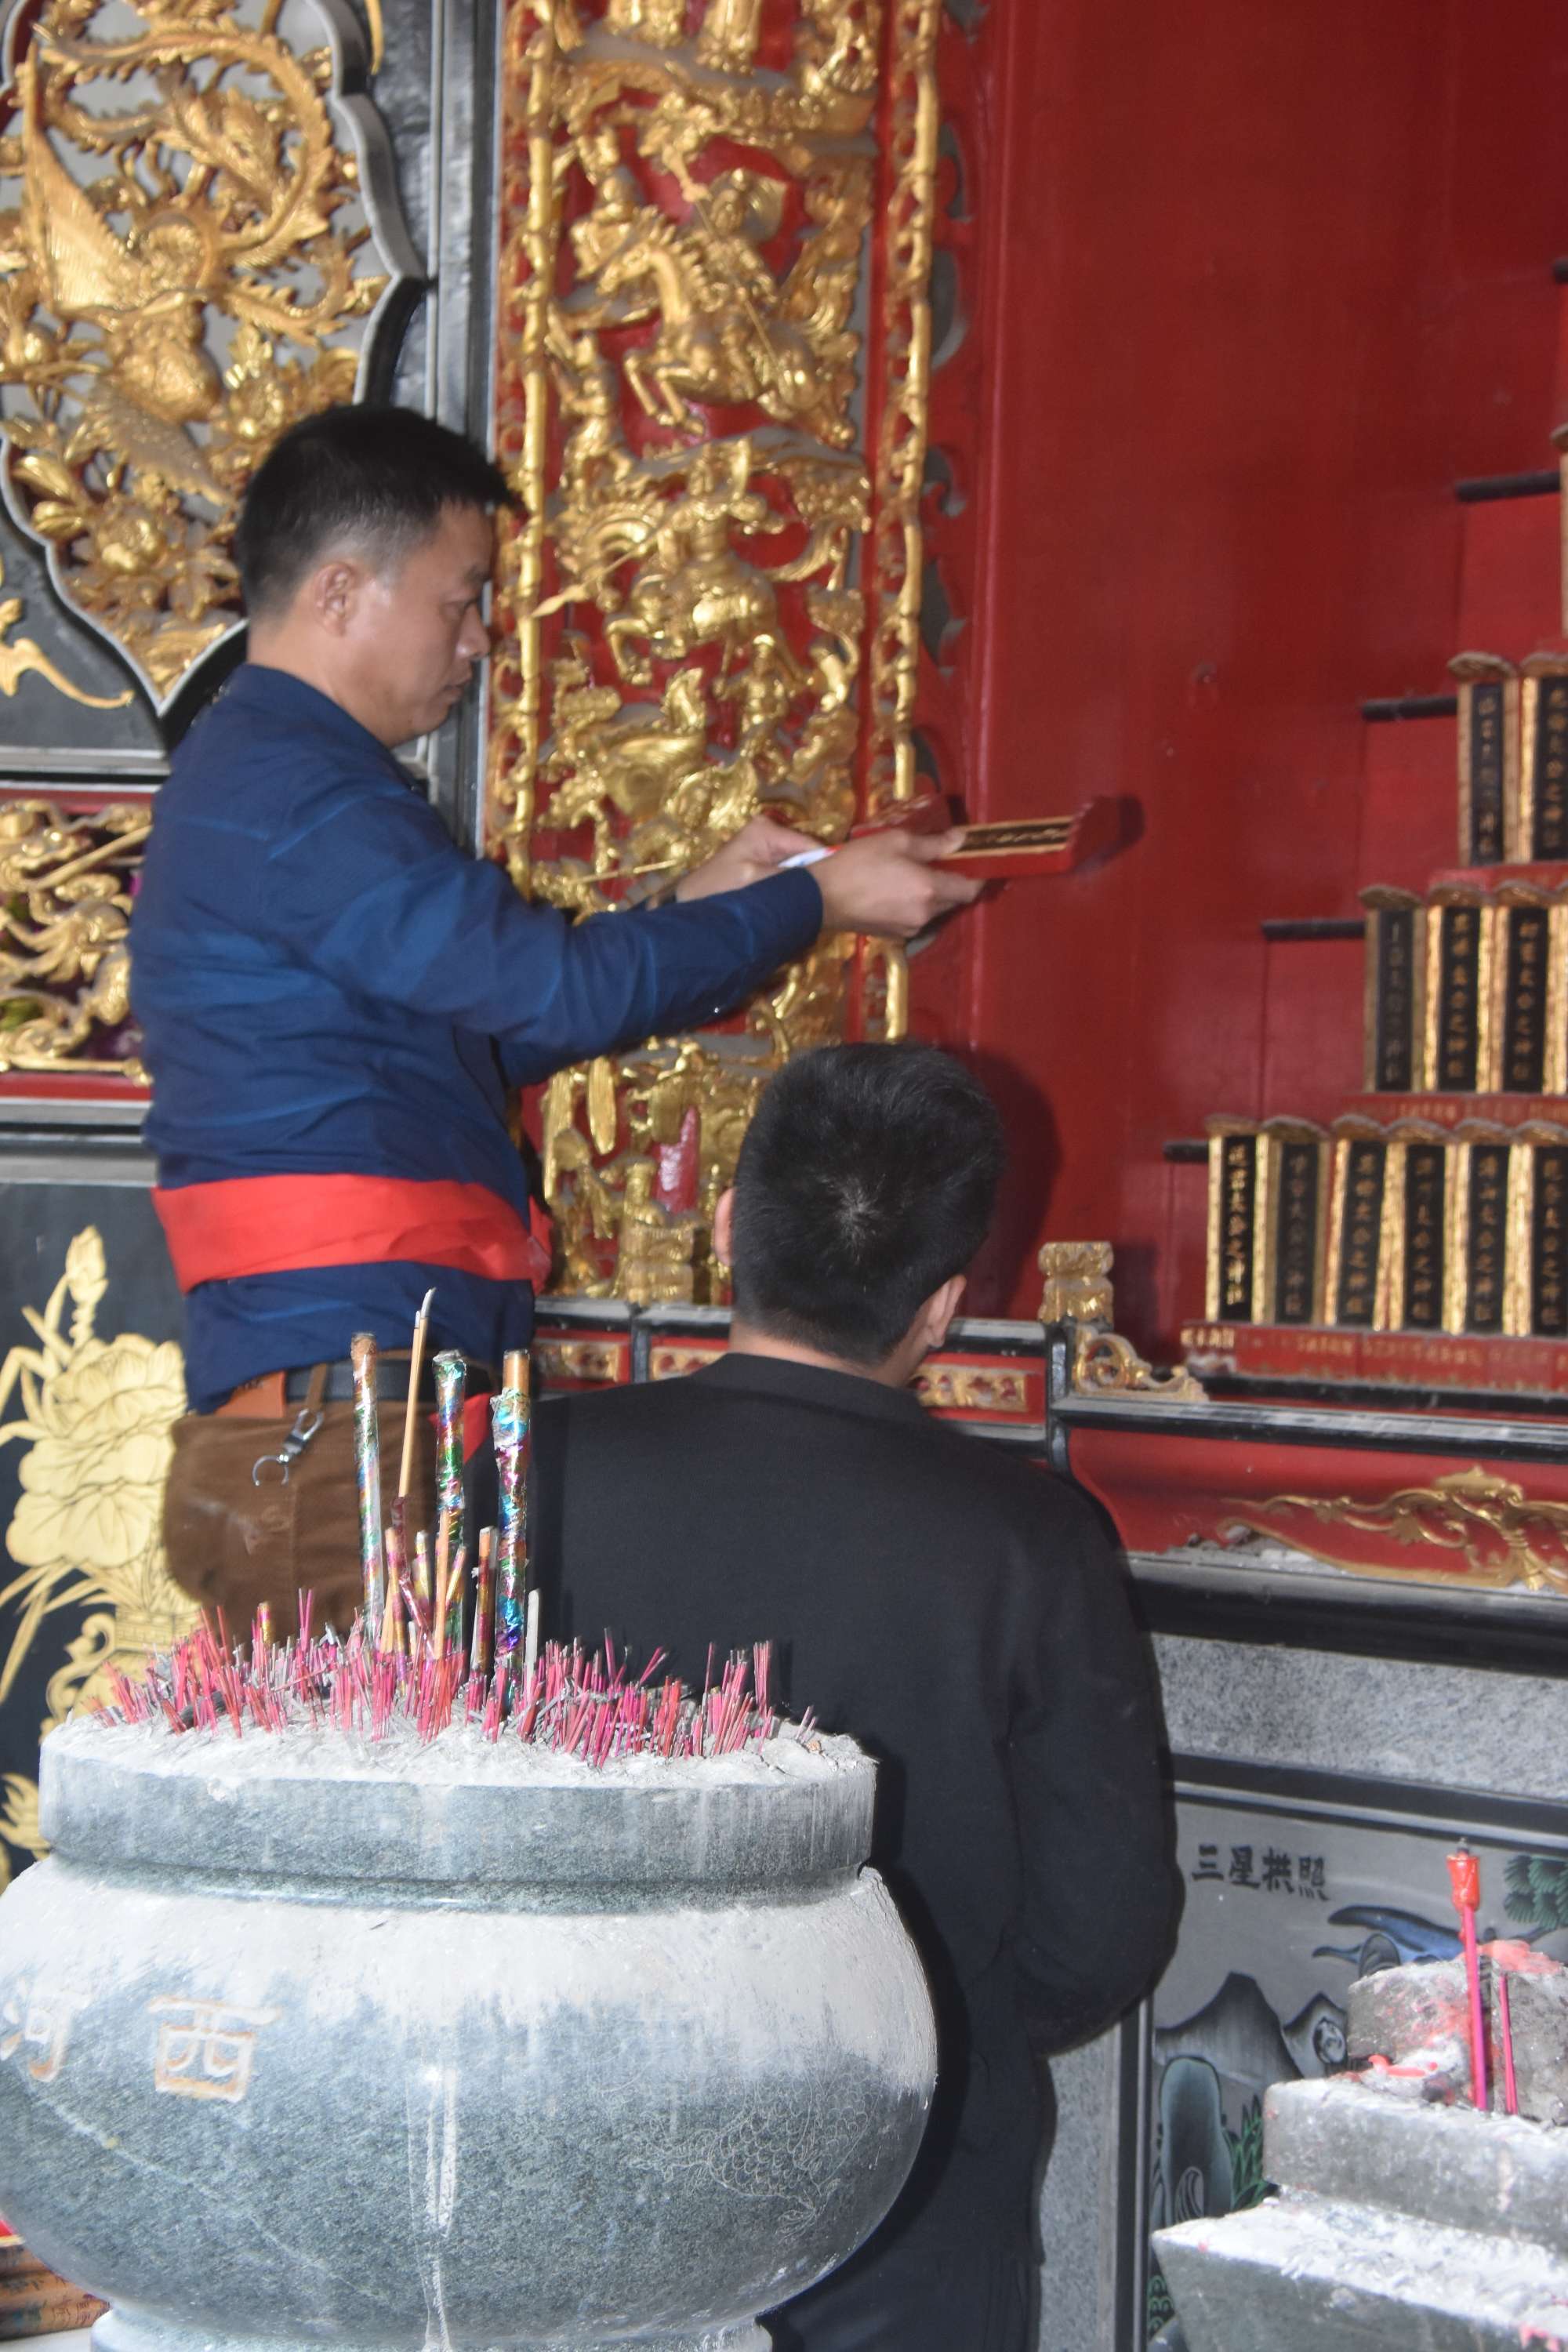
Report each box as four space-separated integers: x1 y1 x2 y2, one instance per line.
1185 619 1568 1401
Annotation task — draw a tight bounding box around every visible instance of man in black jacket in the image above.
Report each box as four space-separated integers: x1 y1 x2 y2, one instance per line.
532 1043 1174 2352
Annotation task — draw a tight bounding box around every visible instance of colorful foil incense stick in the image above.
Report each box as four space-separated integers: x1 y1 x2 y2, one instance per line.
349 1333 385 1633
491 1353 531 1668
1446 1845 1488 2110
432 1350 466 1648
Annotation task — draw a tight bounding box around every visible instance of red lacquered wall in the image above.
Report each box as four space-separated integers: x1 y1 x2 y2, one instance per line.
924 0 1568 1348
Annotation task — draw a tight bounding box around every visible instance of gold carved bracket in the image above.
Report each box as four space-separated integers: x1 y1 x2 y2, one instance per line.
1039 1239 1207 1401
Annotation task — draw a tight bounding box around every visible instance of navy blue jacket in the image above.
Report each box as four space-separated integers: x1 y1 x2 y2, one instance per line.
132 666 822 1409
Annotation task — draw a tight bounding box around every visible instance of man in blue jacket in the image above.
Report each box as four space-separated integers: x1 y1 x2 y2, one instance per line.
132 405 976 1625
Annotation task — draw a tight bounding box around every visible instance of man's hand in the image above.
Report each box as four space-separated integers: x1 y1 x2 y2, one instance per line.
814 828 982 940
674 816 808 902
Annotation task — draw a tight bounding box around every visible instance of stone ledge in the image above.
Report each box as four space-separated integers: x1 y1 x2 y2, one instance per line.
1156 2188 1568 2352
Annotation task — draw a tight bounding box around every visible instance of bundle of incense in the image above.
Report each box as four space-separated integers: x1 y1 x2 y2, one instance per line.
94 1616 797 1764
432 1350 466 1650
348 1334 385 1632
490 1348 532 1670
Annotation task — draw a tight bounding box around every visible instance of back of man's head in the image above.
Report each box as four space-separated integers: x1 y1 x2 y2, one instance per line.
729 1041 1005 1367
235 405 510 619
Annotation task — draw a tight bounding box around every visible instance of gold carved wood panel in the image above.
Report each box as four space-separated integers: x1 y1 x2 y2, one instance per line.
0 0 419 711
488 0 940 1300
0 793 149 1084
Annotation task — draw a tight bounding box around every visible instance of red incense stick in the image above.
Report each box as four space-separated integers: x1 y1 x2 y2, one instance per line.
1446 1846 1488 2110
1497 1970 1519 2116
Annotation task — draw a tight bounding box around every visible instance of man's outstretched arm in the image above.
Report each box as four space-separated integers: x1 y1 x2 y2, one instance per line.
260 784 980 1082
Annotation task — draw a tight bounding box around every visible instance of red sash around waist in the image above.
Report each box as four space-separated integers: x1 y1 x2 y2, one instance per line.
152 1174 548 1294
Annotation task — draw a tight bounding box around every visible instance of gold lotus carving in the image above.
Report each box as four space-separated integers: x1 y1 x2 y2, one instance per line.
0 0 407 706
488 0 935 1298
0 1225 198 1885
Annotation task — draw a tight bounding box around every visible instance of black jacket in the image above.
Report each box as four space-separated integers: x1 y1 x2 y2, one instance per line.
532 1351 1174 2257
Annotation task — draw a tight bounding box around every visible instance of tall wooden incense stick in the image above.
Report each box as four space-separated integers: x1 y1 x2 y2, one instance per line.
349 1333 384 1632
397 1287 435 1504
470 1526 495 1678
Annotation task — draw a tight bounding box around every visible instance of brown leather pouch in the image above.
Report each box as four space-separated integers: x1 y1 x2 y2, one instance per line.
162 1381 435 1635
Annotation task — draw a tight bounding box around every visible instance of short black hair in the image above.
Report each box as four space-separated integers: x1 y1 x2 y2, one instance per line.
729 1042 1005 1365
234 405 512 618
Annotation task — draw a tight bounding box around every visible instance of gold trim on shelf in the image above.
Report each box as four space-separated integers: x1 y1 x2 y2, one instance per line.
1323 1137 1347 1324
1443 1138 1470 1333
1204 1137 1224 1322
1548 905 1568 1098
1505 1140 1533 1338
1250 1130 1273 1327
1377 1136 1406 1330
1449 652 1517 865
1226 1465 1568 1595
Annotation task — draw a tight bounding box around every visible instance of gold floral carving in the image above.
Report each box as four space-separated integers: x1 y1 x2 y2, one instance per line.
0 0 406 705
0 797 148 1076
1037 1238 1206 1400
0 1225 198 1882
488 0 935 1298
1225 1465 1568 1594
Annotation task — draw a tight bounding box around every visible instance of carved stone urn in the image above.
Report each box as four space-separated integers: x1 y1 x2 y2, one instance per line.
0 1719 935 2351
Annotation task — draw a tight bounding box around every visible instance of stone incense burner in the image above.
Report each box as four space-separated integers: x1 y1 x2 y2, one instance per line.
0 1716 936 2352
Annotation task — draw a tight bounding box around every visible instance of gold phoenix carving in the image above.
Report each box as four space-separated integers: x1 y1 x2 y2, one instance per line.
488 0 938 1300
0 0 408 706
1226 1465 1568 1595
0 797 149 1076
